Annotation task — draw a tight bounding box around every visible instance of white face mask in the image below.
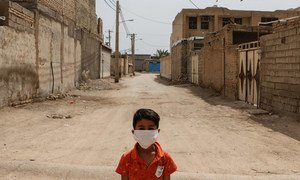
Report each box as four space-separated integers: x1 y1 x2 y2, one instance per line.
133 130 159 149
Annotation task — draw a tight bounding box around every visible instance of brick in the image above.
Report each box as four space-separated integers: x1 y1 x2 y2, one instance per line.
275 83 290 91
283 104 298 113
261 81 275 88
10 1 23 12
273 89 300 99
279 28 297 37
289 84 300 92
286 35 300 44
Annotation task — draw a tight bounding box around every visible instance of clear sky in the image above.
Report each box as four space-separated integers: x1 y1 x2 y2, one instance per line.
96 0 300 55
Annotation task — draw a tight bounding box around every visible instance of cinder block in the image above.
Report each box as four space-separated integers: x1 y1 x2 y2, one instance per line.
279 28 297 37
289 84 300 92
261 81 275 88
286 35 300 44
275 83 290 91
10 1 23 12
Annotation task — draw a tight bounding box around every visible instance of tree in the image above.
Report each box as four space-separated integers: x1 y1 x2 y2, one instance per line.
153 49 170 59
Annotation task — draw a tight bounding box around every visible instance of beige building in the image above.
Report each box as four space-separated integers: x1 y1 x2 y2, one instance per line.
171 7 300 46
170 7 300 82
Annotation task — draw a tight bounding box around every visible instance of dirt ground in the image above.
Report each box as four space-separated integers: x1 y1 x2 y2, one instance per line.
0 73 299 179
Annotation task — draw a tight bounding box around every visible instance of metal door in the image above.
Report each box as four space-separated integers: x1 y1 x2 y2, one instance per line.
238 41 260 106
238 51 246 101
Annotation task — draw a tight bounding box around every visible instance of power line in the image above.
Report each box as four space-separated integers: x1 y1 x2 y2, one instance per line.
120 5 171 25
139 40 169 48
120 9 131 36
104 0 116 11
188 0 200 9
108 0 116 6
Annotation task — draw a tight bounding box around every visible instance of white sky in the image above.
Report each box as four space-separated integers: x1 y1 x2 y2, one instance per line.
96 0 300 55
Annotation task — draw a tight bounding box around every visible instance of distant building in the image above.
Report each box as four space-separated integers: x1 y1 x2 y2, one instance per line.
171 7 300 46
170 7 300 81
128 54 152 72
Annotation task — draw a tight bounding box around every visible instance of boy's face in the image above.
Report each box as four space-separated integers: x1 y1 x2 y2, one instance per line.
133 118 160 131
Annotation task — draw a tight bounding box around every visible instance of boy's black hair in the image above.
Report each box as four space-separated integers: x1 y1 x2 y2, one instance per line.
133 109 160 128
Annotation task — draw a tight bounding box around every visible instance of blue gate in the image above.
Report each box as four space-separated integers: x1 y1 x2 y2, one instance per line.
149 63 160 73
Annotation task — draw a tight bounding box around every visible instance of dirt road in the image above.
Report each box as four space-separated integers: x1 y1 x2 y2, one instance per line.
0 73 299 179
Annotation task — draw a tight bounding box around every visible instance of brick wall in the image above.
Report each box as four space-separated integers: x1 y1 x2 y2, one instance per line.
76 0 97 34
198 51 204 85
260 18 300 114
202 33 224 93
224 45 239 99
171 41 188 81
0 0 34 33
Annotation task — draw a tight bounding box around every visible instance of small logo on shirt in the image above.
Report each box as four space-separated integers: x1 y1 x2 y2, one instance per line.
155 166 164 178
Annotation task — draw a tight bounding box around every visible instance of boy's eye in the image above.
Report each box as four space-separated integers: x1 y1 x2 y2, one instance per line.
138 128 145 130
148 128 155 130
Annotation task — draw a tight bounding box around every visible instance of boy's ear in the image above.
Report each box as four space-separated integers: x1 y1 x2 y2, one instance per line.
158 129 160 133
131 130 134 134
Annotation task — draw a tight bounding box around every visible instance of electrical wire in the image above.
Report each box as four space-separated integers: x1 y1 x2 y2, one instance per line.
104 0 116 11
120 5 171 25
140 40 169 48
120 9 131 36
108 0 116 6
188 0 200 9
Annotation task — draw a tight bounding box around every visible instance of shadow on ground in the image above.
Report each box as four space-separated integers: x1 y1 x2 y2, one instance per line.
154 75 300 142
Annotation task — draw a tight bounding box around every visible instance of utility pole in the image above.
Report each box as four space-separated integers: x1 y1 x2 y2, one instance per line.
107 30 113 47
130 33 136 76
115 0 120 83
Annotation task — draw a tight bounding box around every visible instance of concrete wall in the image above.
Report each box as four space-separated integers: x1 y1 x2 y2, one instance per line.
260 18 300 114
0 26 38 107
37 15 81 96
160 55 171 80
78 29 101 79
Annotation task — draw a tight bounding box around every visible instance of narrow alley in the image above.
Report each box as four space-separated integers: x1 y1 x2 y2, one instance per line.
0 73 299 179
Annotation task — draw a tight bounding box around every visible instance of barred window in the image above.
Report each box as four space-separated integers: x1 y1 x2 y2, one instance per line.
234 18 242 25
201 16 210 30
222 18 231 27
189 17 197 29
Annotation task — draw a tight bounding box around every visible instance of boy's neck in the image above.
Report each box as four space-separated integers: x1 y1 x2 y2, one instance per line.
137 144 156 154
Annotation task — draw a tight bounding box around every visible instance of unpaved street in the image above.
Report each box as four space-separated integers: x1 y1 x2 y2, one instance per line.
0 73 300 179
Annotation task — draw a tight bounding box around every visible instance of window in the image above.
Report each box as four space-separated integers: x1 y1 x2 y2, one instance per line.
194 43 203 50
201 16 210 30
261 17 278 22
234 18 242 25
189 17 197 29
222 18 231 27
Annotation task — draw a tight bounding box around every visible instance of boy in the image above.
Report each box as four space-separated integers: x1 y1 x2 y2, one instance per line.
116 108 177 180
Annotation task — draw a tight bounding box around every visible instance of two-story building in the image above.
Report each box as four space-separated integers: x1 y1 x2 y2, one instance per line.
170 6 300 81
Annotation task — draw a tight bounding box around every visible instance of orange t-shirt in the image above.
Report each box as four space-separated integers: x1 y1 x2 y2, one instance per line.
116 142 177 179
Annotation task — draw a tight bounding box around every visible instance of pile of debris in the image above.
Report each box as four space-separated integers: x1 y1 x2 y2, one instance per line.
78 70 120 91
